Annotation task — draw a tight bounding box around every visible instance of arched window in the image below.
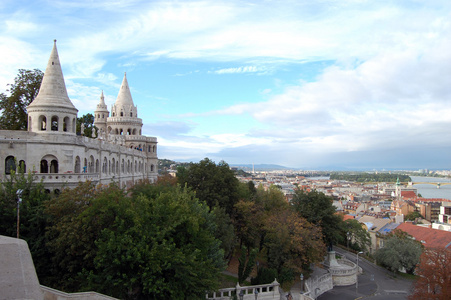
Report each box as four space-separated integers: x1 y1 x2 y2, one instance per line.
75 156 81 173
112 158 116 174
5 156 16 174
28 116 32 131
89 155 94 173
19 160 26 173
63 117 69 132
84 158 87 173
153 145 156 153
120 111 124 117
130 112 133 117
151 164 154 172
108 160 111 174
121 159 124 173
39 116 47 131
133 129 137 135
135 161 137 173
40 160 48 173
51 116 58 131
50 160 58 173
116 161 119 174
127 128 131 135
103 157 107 174
120 129 123 135
72 118 76 133
139 129 141 135
96 159 99 173
148 145 151 152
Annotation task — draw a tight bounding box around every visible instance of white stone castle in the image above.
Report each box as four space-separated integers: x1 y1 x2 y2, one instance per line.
0 41 158 192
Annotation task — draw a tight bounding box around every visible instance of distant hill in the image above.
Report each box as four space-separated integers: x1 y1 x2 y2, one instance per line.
159 159 291 172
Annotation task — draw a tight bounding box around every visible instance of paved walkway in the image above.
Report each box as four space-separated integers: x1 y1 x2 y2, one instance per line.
317 247 413 300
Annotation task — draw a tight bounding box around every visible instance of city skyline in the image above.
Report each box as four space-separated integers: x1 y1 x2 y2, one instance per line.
1 0 451 169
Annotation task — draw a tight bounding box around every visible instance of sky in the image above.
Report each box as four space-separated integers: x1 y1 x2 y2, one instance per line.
1 0 451 170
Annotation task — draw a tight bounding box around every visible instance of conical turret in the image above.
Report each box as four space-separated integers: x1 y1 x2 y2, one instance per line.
27 40 78 134
107 73 142 137
28 40 77 111
94 90 109 137
115 73 135 108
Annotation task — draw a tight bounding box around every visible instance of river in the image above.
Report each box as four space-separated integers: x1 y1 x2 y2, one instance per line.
410 176 451 200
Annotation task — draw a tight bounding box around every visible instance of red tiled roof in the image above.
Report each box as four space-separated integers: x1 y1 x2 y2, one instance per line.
401 191 417 199
396 222 451 249
343 215 355 221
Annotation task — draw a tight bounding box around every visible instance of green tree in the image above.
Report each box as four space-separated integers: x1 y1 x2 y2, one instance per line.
255 184 288 212
46 181 225 299
44 181 103 290
291 189 343 247
211 206 236 259
0 69 43 130
238 246 257 284
375 230 423 274
76 113 97 137
177 158 239 215
0 167 51 282
405 211 424 221
343 219 371 252
91 186 225 299
234 199 265 249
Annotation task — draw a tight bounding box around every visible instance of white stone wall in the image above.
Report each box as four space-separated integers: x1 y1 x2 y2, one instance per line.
0 130 158 191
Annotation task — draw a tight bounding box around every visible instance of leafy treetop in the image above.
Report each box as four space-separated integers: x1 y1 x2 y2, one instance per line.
0 69 43 130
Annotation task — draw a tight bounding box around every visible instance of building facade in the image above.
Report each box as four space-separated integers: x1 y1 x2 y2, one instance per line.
0 41 158 192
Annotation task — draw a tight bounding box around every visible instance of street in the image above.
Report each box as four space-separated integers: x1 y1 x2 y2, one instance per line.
317 247 414 300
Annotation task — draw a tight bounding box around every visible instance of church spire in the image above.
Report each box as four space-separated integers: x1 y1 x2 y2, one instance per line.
27 40 77 111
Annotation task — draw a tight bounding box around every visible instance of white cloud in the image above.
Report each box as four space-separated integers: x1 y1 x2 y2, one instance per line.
212 66 261 74
2 0 451 168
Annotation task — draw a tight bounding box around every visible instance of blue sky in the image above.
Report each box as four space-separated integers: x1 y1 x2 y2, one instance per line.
1 0 451 170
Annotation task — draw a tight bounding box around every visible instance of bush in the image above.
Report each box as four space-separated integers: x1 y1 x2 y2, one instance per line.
251 267 277 285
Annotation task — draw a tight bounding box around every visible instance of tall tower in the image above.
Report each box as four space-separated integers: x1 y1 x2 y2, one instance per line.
27 40 78 134
106 73 142 138
93 90 109 136
395 177 402 200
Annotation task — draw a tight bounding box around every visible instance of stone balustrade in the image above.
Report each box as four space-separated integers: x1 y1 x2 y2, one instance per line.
41 285 118 300
206 280 280 300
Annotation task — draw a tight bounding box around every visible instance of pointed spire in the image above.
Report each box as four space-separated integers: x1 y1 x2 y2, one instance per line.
100 90 105 105
114 72 135 107
28 40 77 111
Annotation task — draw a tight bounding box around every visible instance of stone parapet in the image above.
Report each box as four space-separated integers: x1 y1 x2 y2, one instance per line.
41 286 118 300
0 235 44 300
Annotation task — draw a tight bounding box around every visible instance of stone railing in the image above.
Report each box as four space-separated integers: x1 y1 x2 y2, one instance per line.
32 173 100 184
41 285 118 300
206 280 280 300
329 258 358 286
303 273 333 300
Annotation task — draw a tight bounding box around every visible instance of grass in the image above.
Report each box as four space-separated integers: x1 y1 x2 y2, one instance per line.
394 272 418 281
218 273 238 289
